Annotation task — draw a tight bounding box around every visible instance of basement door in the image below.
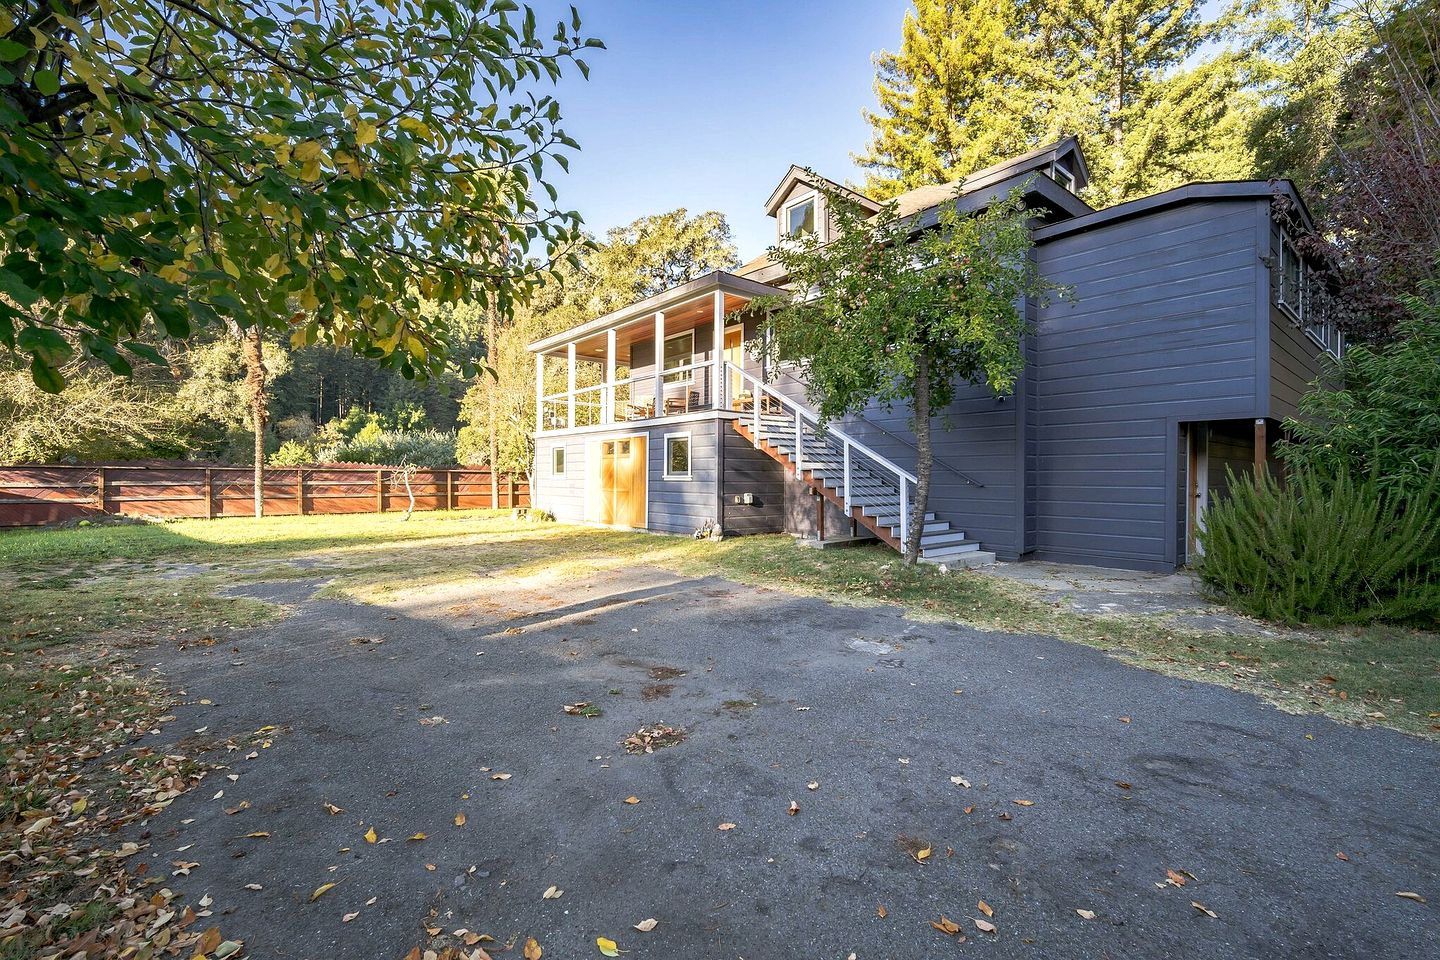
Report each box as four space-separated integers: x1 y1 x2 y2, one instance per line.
586 435 647 528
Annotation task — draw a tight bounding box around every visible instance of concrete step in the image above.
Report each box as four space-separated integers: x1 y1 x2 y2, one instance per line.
919 530 972 548
919 550 996 569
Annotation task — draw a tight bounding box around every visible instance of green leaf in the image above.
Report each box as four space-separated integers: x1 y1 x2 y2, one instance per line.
0 39 29 62
30 354 64 394
33 69 60 97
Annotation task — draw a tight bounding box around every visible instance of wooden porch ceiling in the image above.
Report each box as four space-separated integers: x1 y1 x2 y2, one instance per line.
565 292 753 365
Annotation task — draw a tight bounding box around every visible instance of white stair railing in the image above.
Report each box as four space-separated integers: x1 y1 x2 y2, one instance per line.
725 362 918 547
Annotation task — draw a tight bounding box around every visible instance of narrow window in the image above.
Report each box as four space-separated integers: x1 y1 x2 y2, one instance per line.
785 197 816 238
551 446 566 477
1279 237 1304 320
664 434 691 479
1052 162 1076 193
663 331 694 384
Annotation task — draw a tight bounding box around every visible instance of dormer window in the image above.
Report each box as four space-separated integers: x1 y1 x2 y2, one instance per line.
1051 161 1076 194
784 195 816 238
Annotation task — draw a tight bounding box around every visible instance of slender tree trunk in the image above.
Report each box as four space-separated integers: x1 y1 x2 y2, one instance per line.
487 310 499 506
905 351 932 565
244 325 268 518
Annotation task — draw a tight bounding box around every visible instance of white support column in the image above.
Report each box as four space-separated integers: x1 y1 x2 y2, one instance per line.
566 342 576 429
604 328 617 424
842 440 851 513
711 290 724 410
534 352 545 432
794 408 803 478
653 311 665 418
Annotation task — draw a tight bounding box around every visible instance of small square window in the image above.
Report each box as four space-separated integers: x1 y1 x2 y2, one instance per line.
664 435 691 479
786 197 815 238
551 446 566 477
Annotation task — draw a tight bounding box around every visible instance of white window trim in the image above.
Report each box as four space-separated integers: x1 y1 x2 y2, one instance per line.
662 330 695 385
662 431 693 480
1051 161 1076 193
781 191 818 242
1278 234 1305 323
550 444 567 478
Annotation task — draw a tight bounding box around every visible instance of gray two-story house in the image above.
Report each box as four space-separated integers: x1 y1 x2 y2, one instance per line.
526 138 1337 572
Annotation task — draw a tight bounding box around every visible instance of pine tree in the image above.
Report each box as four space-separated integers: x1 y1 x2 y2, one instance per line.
856 0 1030 200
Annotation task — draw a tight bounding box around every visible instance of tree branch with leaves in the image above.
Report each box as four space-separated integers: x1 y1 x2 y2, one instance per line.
755 181 1061 564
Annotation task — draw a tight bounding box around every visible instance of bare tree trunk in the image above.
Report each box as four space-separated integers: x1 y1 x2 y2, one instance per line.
244 325 267 519
487 310 499 507
905 351 932 565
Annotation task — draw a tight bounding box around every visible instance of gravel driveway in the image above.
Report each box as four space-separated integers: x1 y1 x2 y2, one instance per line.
136 565 1439 959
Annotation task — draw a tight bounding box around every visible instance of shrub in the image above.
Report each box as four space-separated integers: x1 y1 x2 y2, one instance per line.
269 439 317 466
319 428 457 467
1197 464 1440 625
1279 293 1440 500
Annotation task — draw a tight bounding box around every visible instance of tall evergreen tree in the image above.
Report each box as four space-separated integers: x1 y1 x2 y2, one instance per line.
858 0 1256 205
856 0 1027 200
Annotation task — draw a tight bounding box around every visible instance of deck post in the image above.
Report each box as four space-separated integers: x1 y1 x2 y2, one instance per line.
604 328 617 423
899 480 909 551
842 440 851 513
711 290 724 409
753 379 761 440
794 408 803 478
534 353 545 432
653 311 665 418
566 343 577 428
1253 418 1267 488
816 490 825 541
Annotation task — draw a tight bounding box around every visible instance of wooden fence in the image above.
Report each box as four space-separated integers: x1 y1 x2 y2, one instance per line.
0 464 530 528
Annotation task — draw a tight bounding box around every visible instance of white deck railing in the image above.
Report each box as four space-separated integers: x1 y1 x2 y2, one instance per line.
724 362 919 548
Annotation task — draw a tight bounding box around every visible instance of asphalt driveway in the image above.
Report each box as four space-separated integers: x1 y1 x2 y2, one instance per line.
137 564 1439 959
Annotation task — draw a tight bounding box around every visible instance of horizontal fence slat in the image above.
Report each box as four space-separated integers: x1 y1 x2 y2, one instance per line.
0 463 528 528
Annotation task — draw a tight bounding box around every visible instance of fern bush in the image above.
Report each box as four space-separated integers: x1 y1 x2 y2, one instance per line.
1197 465 1440 625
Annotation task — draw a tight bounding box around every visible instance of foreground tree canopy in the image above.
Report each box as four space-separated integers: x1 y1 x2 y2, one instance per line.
0 0 602 390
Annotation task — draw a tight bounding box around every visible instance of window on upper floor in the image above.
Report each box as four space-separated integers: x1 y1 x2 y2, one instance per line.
662 330 694 384
1278 233 1343 360
1051 161 1076 194
784 195 816 239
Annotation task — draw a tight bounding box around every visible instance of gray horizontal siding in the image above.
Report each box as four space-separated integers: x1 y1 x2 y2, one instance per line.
721 425 787 535
1031 198 1267 570
647 424 717 536
532 437 586 523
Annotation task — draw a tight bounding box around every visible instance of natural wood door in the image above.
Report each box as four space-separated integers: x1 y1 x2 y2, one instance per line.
587 436 646 527
613 436 646 528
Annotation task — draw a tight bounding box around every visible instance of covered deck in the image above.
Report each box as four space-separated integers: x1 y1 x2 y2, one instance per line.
528 271 783 434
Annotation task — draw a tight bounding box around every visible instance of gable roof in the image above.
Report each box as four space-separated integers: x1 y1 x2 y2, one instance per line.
888 135 1089 219
763 164 882 216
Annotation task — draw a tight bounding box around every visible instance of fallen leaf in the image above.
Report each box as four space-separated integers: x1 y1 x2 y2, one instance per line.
950 776 971 788
788 800 800 816
807 781 819 791
215 941 244 958
543 885 563 900
1191 901 1218 918
974 916 998 934
1115 781 1133 790
963 806 975 815
597 935 621 957
491 773 512 781
978 900 994 918
454 813 467 826
876 904 888 918
197 927 222 954
523 937 543 960
364 827 377 844
1166 869 1189 888
324 802 344 815
717 822 736 831
243 883 263 891
310 882 337 902
407 832 426 841
70 797 87 815
624 796 640 805
1119 716 1132 723
342 911 359 922
914 846 932 862
633 918 658 932
246 831 270 838
1396 891 1427 904
931 916 961 935
1076 909 1096 920
1336 851 1349 861
1012 799 1034 807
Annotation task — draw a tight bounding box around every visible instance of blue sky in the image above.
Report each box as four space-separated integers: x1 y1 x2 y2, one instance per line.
533 0 913 262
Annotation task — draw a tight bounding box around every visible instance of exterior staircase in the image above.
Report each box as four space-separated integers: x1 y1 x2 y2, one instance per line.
726 364 994 568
